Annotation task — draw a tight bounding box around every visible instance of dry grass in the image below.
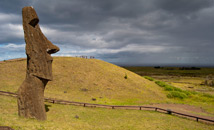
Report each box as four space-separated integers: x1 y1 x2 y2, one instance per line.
1 57 214 129
0 57 167 105
1 95 214 130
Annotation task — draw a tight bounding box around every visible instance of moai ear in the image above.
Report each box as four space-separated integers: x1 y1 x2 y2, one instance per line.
29 18 39 27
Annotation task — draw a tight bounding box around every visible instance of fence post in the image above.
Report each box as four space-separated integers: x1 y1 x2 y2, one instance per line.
84 104 86 107
167 109 172 115
139 107 141 110
196 118 199 122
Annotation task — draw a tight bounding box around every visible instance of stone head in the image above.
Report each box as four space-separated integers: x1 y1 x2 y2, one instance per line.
22 6 59 81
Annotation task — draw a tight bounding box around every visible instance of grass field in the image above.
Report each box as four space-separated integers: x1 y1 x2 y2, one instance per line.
152 76 214 95
123 66 214 115
1 95 214 130
0 57 214 129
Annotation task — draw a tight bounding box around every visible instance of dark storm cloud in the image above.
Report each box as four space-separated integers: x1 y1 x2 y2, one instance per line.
0 0 31 14
34 0 152 24
0 0 214 65
156 0 213 14
31 0 214 47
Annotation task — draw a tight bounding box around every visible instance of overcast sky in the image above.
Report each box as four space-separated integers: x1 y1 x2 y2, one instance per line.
0 0 214 66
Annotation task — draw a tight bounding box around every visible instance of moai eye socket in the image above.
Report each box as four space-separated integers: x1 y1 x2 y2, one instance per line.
29 18 39 27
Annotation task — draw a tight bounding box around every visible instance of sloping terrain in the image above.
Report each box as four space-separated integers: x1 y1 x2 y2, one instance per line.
1 57 214 129
0 57 166 105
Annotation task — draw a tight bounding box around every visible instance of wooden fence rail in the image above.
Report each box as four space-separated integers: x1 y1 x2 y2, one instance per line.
0 90 214 124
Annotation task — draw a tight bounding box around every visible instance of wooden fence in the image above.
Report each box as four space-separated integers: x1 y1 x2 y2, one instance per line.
0 90 214 124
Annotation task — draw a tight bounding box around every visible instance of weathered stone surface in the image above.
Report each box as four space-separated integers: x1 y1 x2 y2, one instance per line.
17 7 59 120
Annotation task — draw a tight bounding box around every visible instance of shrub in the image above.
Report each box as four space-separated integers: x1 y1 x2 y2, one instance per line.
183 91 192 96
155 81 182 91
124 73 128 79
173 87 182 92
164 85 174 91
144 76 154 81
190 91 198 95
145 78 193 99
155 80 192 99
167 91 188 99
153 79 214 100
202 93 214 98
155 81 166 87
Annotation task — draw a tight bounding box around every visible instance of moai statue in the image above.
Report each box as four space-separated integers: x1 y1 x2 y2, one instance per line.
17 7 59 120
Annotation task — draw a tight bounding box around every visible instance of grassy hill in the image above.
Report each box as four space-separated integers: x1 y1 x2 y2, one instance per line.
1 57 214 129
0 57 166 105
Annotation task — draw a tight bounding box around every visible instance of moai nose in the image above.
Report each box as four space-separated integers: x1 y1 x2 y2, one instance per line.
46 40 60 54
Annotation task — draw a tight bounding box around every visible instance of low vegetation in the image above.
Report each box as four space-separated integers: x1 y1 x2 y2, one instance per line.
143 76 214 114
0 57 214 129
144 76 192 99
144 76 155 81
154 80 192 99
1 95 214 130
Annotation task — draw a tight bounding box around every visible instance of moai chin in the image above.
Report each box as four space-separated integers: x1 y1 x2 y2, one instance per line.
17 6 59 120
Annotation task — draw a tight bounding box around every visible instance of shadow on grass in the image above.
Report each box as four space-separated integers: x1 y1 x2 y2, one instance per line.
45 104 51 112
